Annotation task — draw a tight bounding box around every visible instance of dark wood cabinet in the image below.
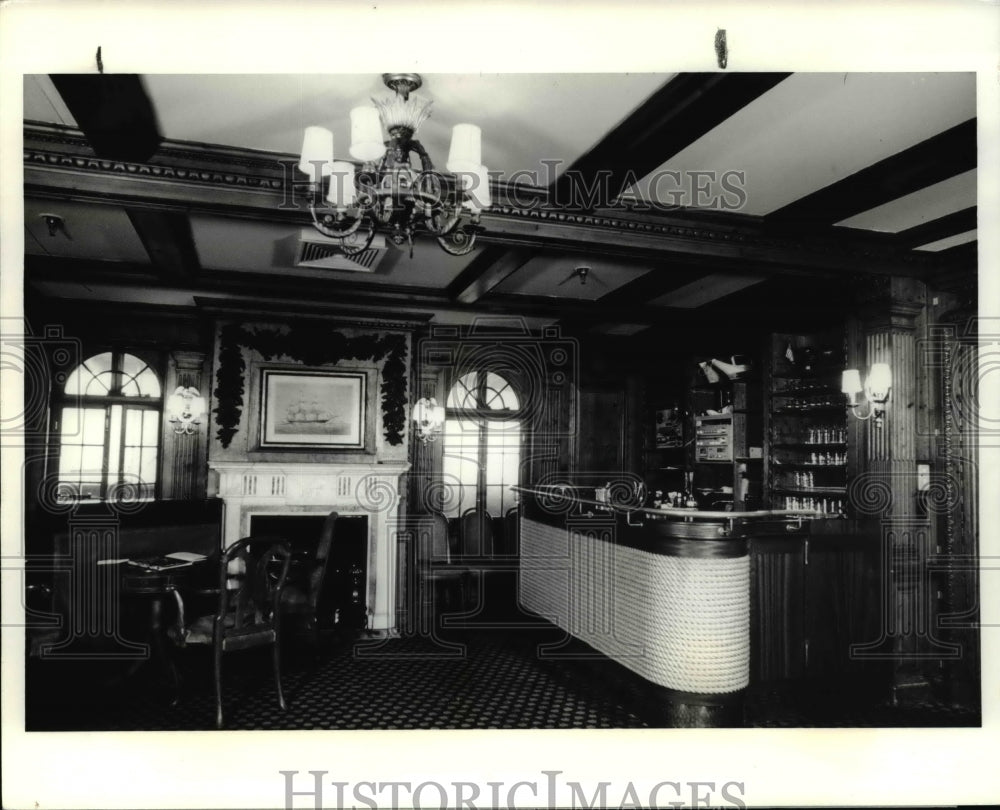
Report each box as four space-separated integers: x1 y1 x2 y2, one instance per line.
750 534 807 682
750 524 886 685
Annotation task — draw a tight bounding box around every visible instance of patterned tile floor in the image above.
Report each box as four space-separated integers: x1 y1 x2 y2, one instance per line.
25 626 979 731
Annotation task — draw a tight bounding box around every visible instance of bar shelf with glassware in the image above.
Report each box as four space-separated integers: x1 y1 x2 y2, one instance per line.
765 331 850 517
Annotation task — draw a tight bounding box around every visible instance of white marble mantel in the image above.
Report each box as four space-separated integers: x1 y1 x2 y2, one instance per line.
209 459 410 632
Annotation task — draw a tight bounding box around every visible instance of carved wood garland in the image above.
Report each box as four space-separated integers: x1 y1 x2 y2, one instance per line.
213 323 408 448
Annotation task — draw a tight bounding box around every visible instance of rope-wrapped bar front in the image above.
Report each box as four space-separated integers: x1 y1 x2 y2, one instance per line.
520 516 750 694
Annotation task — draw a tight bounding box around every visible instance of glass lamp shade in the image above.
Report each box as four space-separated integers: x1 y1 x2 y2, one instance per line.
166 390 186 420
349 106 386 162
446 124 482 173
167 387 206 421
413 397 444 427
841 369 863 396
866 362 892 402
326 162 357 208
188 393 207 421
462 165 492 212
299 127 334 177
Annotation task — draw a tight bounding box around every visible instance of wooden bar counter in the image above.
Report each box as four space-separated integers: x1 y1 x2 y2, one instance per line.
513 485 836 727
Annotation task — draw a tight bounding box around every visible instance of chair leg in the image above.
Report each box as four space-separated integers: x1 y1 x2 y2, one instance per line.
273 639 287 711
214 644 224 729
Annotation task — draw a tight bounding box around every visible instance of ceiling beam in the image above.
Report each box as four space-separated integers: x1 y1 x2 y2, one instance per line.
445 246 536 304
595 262 725 308
767 118 977 229
25 122 939 280
550 73 792 208
26 254 688 326
49 75 203 280
892 206 977 250
126 210 201 279
48 75 162 162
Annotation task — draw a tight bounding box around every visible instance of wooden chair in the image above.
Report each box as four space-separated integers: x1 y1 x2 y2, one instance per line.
459 507 494 559
417 511 468 624
502 505 520 557
281 511 338 649
172 536 291 728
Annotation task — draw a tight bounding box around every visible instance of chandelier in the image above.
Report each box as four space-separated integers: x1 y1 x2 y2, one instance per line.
298 73 491 257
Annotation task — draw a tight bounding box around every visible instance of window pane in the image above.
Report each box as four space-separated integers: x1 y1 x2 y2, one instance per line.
58 444 82 476
120 357 160 398
484 372 519 410
122 446 140 478
107 405 122 481
82 408 105 443
63 367 89 398
442 418 480 518
60 408 82 437
140 447 158 485
142 409 159 444
124 408 141 445
485 421 520 514
446 372 478 409
85 352 114 375
136 368 161 398
81 352 115 396
80 445 104 477
85 372 115 396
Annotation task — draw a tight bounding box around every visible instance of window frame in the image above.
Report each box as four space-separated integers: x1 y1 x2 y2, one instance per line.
441 370 523 518
53 349 164 502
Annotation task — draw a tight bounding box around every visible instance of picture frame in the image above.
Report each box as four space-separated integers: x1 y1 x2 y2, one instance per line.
655 408 684 449
259 369 366 449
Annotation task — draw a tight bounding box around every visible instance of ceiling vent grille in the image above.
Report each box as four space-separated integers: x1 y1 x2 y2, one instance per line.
293 230 387 273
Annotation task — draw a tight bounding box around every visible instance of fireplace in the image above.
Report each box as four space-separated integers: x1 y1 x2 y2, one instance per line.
250 514 369 631
208 460 409 633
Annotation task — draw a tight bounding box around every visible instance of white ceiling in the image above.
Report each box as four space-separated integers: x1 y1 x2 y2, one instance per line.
22 71 977 324
631 72 975 215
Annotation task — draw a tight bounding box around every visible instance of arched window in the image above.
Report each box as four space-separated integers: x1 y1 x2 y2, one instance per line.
441 371 521 518
56 351 162 501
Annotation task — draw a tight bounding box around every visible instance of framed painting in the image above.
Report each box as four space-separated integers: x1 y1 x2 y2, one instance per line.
260 369 366 449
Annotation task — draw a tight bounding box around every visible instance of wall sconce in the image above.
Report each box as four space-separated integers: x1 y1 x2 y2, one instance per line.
166 386 207 435
412 397 445 444
841 363 892 425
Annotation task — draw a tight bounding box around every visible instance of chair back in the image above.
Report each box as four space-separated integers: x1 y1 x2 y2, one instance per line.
305 511 338 612
460 508 494 558
502 505 520 556
417 511 452 565
217 536 291 635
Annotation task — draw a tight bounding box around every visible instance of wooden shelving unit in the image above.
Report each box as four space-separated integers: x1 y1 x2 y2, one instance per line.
763 331 849 517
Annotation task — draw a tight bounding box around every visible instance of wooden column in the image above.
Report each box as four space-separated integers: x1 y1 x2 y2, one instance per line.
160 350 208 500
854 278 951 698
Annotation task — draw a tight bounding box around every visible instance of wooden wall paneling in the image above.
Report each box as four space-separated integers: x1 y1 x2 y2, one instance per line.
749 536 806 683
160 350 208 500
577 386 627 475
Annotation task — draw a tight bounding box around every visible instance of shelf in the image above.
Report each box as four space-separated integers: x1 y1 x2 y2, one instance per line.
773 407 845 415
772 461 846 468
771 388 839 397
772 486 847 496
771 369 843 380
771 441 847 448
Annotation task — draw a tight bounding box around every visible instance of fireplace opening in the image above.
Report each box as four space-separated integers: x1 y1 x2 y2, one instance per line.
250 514 369 632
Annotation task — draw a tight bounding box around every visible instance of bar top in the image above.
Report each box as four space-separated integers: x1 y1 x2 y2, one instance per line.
512 485 821 523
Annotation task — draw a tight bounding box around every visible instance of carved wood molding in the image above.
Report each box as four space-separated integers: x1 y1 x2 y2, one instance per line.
24 123 939 278
213 323 409 449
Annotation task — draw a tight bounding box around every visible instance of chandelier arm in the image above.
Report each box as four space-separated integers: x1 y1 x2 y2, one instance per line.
339 224 377 256
437 225 478 256
408 139 434 173
309 204 363 239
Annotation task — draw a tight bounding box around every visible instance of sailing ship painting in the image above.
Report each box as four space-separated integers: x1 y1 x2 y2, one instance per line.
261 370 365 448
